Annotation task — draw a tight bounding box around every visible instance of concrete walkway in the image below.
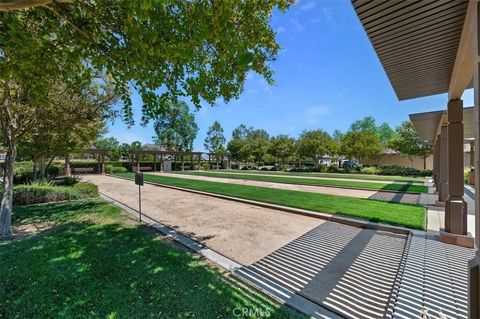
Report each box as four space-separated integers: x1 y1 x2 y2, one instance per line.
199 170 425 185
154 172 420 205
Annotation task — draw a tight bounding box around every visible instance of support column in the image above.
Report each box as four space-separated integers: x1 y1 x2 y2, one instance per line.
438 125 449 202
64 154 71 177
190 155 193 170
434 138 440 191
444 99 468 235
181 156 184 171
100 154 105 175
136 154 140 173
469 3 480 317
153 154 157 172
198 154 201 170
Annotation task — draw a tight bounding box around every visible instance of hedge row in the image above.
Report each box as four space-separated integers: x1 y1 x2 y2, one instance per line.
9 182 99 206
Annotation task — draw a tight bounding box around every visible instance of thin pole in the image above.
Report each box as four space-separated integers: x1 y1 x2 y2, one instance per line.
139 184 142 222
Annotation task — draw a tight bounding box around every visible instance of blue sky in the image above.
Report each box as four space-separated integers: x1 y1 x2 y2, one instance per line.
105 0 474 151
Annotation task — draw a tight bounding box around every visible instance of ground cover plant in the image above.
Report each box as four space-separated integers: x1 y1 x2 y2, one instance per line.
116 173 425 229
0 200 305 319
173 171 428 193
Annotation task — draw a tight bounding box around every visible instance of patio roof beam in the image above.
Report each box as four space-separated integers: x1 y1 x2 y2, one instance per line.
449 0 477 100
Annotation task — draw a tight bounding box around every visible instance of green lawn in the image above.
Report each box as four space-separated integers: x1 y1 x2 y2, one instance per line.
116 173 425 229
0 200 304 319
219 169 426 183
173 171 428 193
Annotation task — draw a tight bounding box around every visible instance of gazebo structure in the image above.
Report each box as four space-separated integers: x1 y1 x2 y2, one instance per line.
64 148 109 176
128 150 203 172
352 0 480 315
206 151 231 170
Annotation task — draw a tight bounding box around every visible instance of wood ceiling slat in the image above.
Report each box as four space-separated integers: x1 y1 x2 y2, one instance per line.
377 31 461 57
373 8 466 45
380 42 459 67
358 1 416 22
367 2 466 37
375 19 464 52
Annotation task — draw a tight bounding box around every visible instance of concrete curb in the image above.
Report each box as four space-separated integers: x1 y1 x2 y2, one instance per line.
108 174 414 235
100 193 339 319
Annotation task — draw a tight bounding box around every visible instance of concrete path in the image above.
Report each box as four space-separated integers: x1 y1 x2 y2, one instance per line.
243 222 407 318
199 170 425 185
154 172 420 205
83 174 323 265
392 231 475 319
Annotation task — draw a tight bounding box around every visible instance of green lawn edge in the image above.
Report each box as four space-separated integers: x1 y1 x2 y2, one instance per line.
116 173 425 230
173 171 428 194
219 169 426 183
1 199 305 319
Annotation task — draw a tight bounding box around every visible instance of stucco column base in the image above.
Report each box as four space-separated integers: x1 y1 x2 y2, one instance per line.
445 197 468 234
435 200 446 207
440 229 474 248
469 256 480 318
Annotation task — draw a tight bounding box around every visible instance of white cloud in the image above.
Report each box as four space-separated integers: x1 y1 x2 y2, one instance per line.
299 1 316 11
276 26 287 33
306 105 329 117
291 19 304 32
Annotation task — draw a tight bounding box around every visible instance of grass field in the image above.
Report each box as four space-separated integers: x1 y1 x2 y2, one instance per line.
219 169 426 183
0 200 304 319
173 171 428 193
116 173 425 229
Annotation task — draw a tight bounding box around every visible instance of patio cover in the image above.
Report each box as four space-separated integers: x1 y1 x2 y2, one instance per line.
409 107 475 142
352 0 470 100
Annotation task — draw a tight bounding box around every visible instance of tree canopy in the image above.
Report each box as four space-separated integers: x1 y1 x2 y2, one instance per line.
297 130 334 162
390 121 433 167
153 101 198 151
204 121 226 153
340 131 382 161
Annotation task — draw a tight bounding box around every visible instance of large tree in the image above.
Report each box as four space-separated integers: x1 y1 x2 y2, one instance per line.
153 101 198 151
297 130 333 166
391 121 433 169
268 135 295 168
204 121 226 153
340 131 382 163
350 116 377 134
0 1 291 236
242 129 270 167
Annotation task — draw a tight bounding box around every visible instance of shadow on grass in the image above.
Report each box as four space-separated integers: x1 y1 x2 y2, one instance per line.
1 201 304 319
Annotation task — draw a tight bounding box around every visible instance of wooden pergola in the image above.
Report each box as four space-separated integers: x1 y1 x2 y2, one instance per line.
64 148 109 176
206 152 231 170
128 150 203 172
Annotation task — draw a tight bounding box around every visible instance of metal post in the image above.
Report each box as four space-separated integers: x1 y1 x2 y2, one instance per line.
138 184 142 222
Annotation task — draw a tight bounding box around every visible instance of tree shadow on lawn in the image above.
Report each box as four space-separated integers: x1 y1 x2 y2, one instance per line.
1 202 304 319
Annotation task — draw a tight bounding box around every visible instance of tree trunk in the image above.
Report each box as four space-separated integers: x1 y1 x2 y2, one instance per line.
423 156 427 170
0 141 16 237
38 155 46 177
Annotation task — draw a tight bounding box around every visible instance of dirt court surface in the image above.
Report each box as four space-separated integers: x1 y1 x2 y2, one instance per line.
160 172 420 205
82 174 323 265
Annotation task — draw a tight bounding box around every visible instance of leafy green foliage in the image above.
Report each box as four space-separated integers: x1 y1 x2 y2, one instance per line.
341 131 382 161
204 121 226 153
5 182 98 206
390 121 433 163
153 101 198 151
297 130 334 162
268 135 296 166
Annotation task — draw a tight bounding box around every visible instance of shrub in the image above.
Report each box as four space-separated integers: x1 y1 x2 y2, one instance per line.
55 176 79 186
327 165 340 173
8 182 99 206
47 164 62 177
72 182 99 198
377 165 420 176
105 165 127 174
361 166 378 175
318 164 328 173
419 169 432 177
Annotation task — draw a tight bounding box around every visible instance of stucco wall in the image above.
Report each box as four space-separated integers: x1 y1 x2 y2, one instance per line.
362 154 433 170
